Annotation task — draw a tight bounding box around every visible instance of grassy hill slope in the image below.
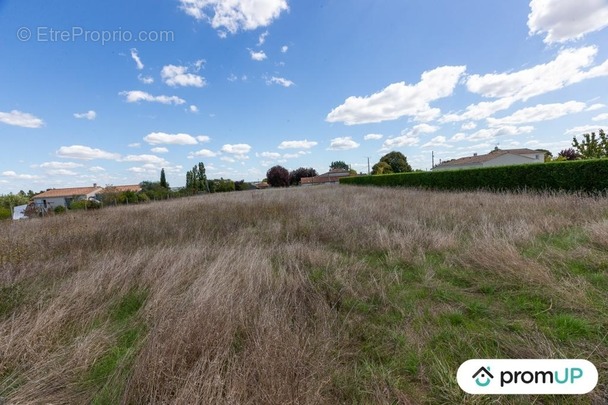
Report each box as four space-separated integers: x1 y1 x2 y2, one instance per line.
1 186 607 404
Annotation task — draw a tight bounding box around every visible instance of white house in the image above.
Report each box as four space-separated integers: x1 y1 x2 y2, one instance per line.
32 185 104 210
432 148 545 171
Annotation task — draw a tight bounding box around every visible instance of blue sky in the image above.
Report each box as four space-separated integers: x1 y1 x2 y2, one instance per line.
1 0 608 193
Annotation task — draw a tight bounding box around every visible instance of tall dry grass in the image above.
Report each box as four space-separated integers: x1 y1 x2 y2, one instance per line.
0 186 607 403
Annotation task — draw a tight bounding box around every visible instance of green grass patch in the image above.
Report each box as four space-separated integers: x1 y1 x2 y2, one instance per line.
545 314 594 342
85 289 148 404
0 283 25 319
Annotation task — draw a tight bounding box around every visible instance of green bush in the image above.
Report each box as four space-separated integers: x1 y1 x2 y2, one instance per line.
0 207 11 220
54 206 66 214
69 200 101 210
340 159 608 193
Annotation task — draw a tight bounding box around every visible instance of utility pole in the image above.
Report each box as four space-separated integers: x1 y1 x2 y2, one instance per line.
366 157 370 175
432 151 435 168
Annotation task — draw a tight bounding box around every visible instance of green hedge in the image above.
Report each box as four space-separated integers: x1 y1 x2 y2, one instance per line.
340 159 608 193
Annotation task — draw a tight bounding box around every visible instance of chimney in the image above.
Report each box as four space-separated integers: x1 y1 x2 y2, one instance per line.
473 153 477 156
93 183 97 188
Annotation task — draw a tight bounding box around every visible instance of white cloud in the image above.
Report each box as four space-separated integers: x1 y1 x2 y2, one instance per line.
73 110 96 120
528 0 608 44
196 135 211 143
278 140 318 149
487 101 587 126
1 171 40 180
56 145 120 160
592 113 608 121
422 136 451 148
281 45 288 53
0 110 44 128
466 47 608 101
227 73 238 82
382 135 419 149
189 105 199 113
151 147 169 153
281 152 304 159
258 151 281 159
326 65 466 125
161 65 206 87
89 166 105 172
193 59 206 71
467 126 534 141
122 154 167 165
138 74 154 84
128 143 141 148
328 136 360 150
178 0 289 33
221 143 251 155
587 103 605 111
461 122 477 130
441 97 515 123
39 161 83 170
144 132 199 145
130 48 144 70
250 49 267 61
190 149 217 158
47 169 78 176
258 31 269 46
381 124 438 150
450 133 467 141
220 156 236 163
267 76 294 87
120 90 185 105
364 133 383 140
564 125 604 136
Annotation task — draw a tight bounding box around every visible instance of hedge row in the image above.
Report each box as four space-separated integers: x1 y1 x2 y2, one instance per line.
339 159 608 193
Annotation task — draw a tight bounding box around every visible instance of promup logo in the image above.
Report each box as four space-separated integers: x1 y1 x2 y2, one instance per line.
457 359 598 395
472 366 494 387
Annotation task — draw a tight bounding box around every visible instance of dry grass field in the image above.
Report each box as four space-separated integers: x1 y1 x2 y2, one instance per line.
1 185 607 404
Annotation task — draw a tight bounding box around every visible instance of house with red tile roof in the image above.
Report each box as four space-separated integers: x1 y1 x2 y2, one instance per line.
300 169 352 185
432 148 544 171
32 184 142 209
33 185 104 210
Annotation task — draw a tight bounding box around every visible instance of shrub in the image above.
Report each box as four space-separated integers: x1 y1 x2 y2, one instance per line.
340 159 608 193
69 200 101 210
0 207 11 220
54 206 66 214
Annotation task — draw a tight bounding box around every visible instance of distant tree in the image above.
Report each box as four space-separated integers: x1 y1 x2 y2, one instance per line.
160 168 168 189
572 129 607 159
379 151 412 173
266 165 290 187
212 178 235 193
139 181 169 200
329 161 349 171
557 148 581 161
371 161 393 175
289 167 318 186
0 193 29 210
185 162 209 193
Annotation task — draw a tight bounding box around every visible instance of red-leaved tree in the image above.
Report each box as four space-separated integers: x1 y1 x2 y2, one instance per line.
266 165 290 187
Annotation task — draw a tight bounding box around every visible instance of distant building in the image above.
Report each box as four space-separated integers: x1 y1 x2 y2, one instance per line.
32 184 142 209
33 185 104 210
432 148 544 171
253 181 270 189
300 169 352 185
